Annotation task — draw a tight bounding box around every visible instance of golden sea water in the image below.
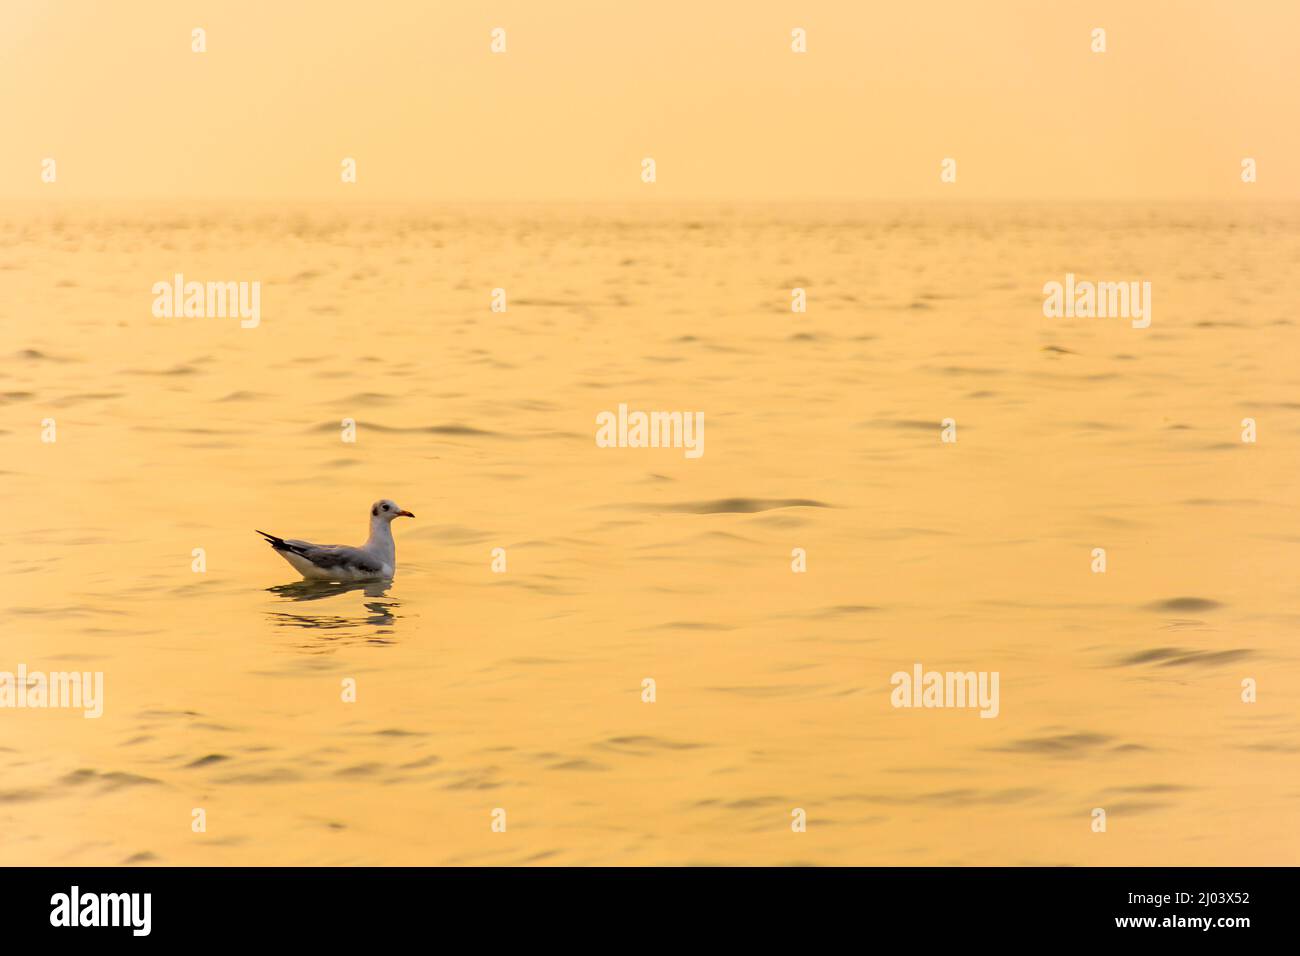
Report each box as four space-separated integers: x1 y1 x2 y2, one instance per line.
1 202 1297 865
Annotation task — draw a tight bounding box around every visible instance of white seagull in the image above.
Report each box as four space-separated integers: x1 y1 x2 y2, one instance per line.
257 499 414 582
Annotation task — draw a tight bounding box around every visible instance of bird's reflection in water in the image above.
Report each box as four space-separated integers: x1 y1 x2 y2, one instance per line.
269 580 392 602
266 580 400 642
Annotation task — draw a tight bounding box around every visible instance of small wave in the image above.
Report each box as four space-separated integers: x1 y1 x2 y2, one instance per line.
628 497 831 514
1143 597 1224 612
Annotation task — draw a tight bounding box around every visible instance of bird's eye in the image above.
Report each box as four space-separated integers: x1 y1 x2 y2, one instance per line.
382 504 389 511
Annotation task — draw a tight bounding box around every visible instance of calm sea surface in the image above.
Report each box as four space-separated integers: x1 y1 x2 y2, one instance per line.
1 202 1297 864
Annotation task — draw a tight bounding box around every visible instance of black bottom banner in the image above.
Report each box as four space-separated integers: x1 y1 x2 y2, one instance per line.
0 866 1288 943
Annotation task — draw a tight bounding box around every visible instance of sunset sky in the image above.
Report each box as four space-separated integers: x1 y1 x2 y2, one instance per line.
2 0 1297 201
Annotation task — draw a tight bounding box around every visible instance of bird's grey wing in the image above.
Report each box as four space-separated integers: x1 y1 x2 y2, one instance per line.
256 531 384 576
289 541 384 575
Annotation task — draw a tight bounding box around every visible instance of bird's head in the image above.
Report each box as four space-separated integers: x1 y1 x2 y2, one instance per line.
370 499 414 523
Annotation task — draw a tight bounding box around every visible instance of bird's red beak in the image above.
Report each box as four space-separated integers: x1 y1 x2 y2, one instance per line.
397 510 414 518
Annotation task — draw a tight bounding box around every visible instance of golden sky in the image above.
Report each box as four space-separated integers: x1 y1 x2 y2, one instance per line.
2 0 1296 201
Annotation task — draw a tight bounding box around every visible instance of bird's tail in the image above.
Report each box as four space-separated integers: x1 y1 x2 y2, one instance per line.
255 529 287 549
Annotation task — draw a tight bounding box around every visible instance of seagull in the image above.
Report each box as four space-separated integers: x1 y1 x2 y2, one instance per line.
256 499 414 582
